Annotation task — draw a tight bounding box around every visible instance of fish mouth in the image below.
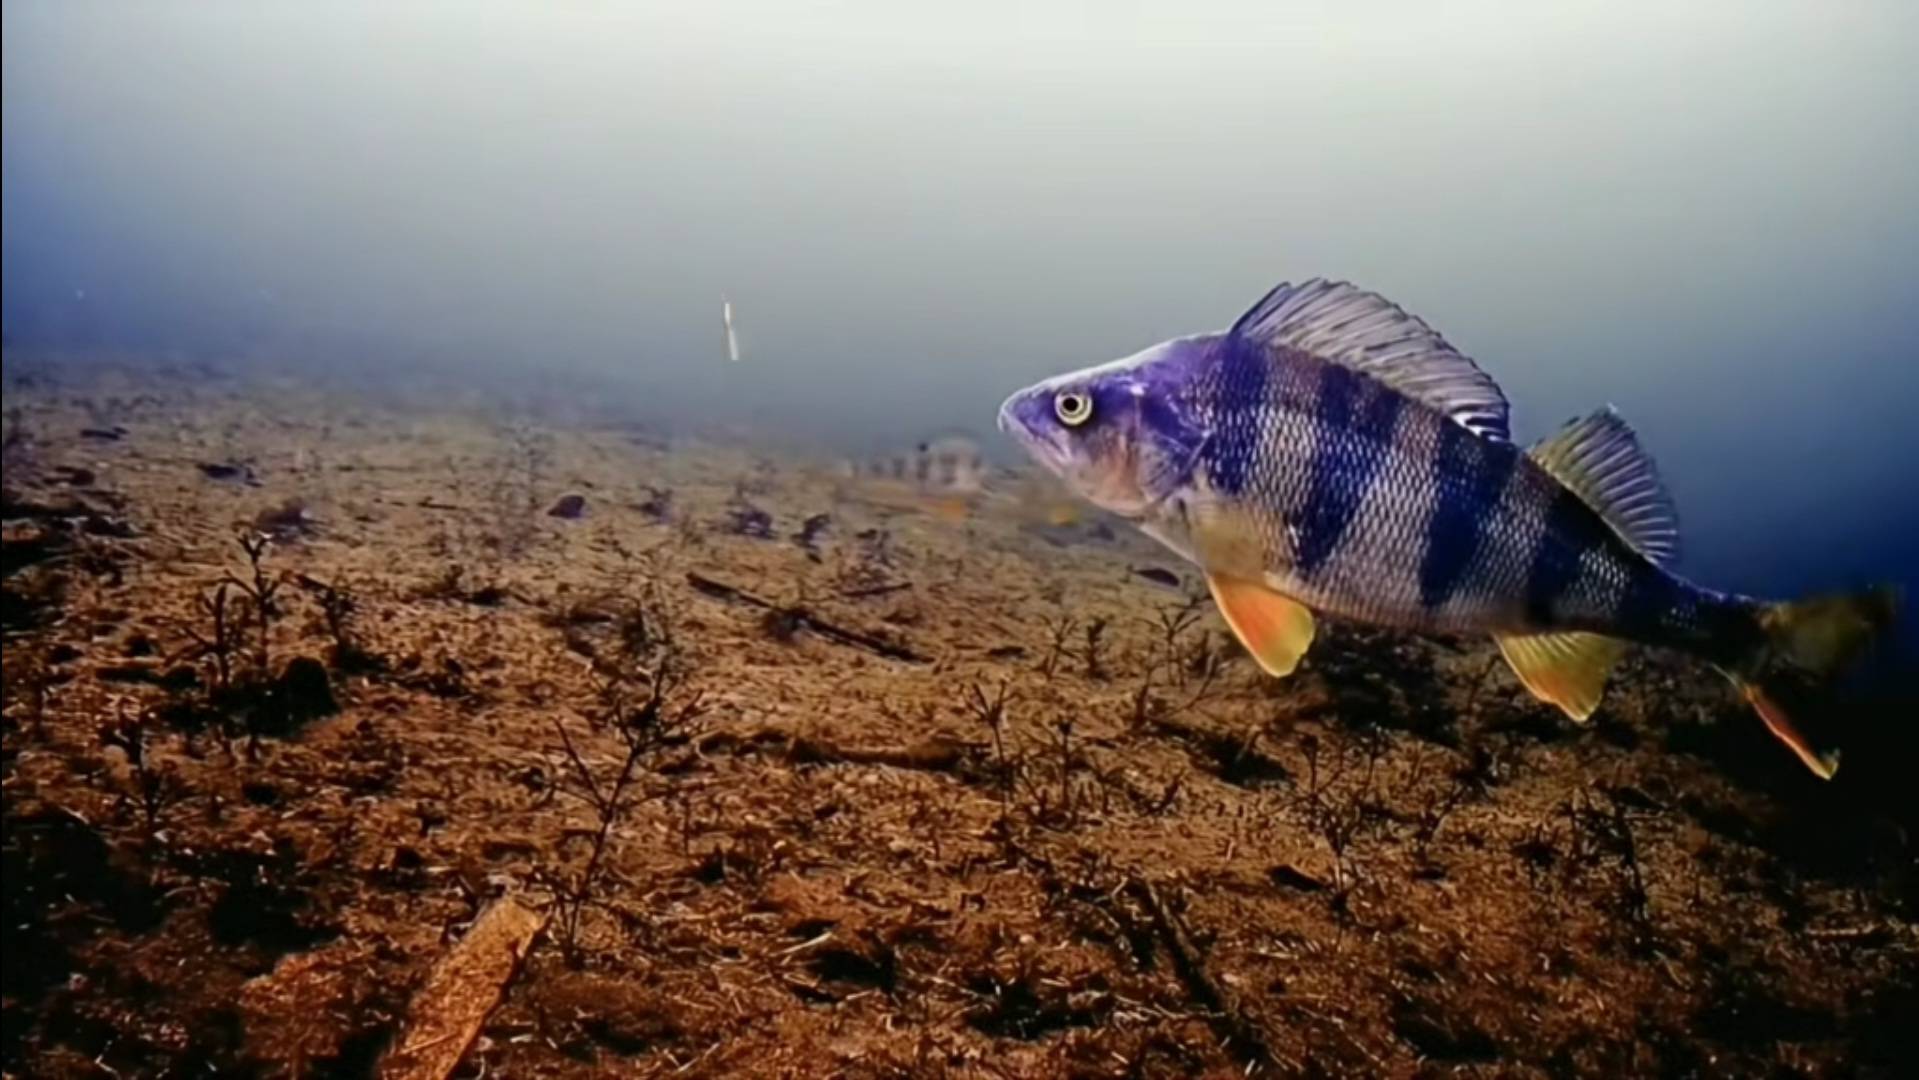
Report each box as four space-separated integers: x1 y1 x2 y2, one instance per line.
994 390 1029 440
996 390 1068 475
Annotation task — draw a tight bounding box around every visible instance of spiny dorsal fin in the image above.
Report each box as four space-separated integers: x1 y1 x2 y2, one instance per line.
1228 279 1510 442
1528 407 1680 567
1496 631 1627 721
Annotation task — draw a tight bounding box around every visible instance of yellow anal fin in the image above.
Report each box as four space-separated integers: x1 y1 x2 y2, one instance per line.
1206 574 1316 678
1494 631 1626 722
1739 682 1841 780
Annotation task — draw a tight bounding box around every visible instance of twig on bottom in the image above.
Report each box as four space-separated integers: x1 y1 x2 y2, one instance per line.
1126 876 1292 1074
685 571 927 662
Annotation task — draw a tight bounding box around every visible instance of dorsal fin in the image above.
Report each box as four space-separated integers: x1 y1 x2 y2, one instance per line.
1228 279 1510 442
1527 407 1680 567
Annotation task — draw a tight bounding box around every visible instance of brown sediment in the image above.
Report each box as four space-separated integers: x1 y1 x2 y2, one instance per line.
1 352 1914 1079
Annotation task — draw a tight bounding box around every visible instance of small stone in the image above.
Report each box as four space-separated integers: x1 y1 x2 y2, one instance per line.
275 656 338 727
253 498 313 539
160 665 201 692
546 492 587 519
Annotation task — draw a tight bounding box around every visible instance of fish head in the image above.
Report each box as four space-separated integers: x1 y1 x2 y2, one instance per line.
997 337 1212 518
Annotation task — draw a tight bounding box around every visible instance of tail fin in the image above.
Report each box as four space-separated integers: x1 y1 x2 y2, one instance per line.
1734 586 1900 779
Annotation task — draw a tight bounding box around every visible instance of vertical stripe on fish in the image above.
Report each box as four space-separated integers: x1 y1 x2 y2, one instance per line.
1296 362 1403 576
1419 418 1517 611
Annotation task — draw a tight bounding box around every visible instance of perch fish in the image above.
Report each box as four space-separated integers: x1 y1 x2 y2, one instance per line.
998 279 1895 778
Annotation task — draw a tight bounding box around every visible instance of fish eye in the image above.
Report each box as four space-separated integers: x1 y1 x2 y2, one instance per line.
1054 390 1093 427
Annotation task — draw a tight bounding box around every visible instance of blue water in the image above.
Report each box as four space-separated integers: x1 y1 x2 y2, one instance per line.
5 2 1915 618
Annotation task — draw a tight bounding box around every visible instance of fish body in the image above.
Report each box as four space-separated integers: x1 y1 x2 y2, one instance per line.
999 280 1893 778
1134 339 1711 649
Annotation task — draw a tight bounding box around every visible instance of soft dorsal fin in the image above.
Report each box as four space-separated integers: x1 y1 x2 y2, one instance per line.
1229 279 1510 442
1527 407 1680 567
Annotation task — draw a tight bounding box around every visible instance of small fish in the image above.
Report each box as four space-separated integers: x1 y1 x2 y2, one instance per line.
838 435 990 520
845 435 989 494
999 279 1896 778
837 437 1094 532
722 295 742 363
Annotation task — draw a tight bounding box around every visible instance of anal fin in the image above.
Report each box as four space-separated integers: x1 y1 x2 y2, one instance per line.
1495 631 1626 721
1206 574 1316 677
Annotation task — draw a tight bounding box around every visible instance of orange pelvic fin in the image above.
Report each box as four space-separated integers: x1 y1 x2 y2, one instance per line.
1205 574 1316 678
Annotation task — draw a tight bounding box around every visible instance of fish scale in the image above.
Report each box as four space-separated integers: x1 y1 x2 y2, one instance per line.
1186 345 1645 638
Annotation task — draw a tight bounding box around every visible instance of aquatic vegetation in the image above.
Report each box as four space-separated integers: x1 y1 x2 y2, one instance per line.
723 485 775 539
1035 610 1076 680
96 703 187 838
1128 596 1228 728
226 532 283 680
541 570 707 968
792 511 831 558
831 526 896 593
182 580 241 698
964 678 1015 833
636 484 673 523
482 422 554 560
294 573 380 674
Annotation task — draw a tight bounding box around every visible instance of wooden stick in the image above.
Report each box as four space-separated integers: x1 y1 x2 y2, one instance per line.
685 572 927 662
379 897 546 1080
837 581 912 599
1126 876 1291 1073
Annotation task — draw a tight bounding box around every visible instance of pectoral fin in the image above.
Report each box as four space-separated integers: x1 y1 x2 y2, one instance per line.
1187 497 1280 580
1206 574 1316 677
1494 631 1626 721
